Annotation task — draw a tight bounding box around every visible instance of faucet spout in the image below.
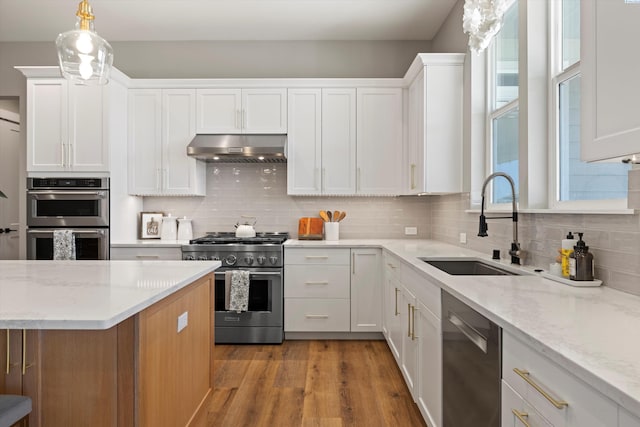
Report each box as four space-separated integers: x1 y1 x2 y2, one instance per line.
478 172 522 264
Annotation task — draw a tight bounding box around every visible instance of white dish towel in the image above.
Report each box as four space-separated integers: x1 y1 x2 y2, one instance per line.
53 230 76 260
225 270 250 313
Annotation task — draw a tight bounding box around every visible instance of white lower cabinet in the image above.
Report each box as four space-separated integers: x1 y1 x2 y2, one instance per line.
284 248 351 332
382 252 403 362
503 331 618 427
400 285 419 394
416 299 441 427
350 249 382 332
284 247 381 333
110 246 182 260
502 380 553 427
620 408 640 427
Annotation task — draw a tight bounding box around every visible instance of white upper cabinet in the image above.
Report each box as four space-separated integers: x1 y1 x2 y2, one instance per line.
581 0 640 161
287 88 356 195
356 88 403 195
26 79 108 172
128 89 205 196
196 88 287 134
287 89 322 195
404 54 464 194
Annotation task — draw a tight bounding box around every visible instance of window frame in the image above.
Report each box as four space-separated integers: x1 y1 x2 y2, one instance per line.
548 0 628 211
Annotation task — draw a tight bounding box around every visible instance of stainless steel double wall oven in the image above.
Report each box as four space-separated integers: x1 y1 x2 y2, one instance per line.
26 177 110 260
182 232 287 344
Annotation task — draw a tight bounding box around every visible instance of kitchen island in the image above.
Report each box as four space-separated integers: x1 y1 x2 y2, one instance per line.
0 260 220 427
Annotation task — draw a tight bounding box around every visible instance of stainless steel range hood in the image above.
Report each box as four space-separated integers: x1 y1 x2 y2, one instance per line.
186 134 287 163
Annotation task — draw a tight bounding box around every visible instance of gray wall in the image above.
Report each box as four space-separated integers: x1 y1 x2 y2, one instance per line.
430 0 468 53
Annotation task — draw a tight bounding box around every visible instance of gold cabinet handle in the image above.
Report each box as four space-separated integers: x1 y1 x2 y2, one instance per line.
513 368 568 409
394 288 399 316
5 329 9 374
512 409 530 427
411 305 418 341
407 303 411 337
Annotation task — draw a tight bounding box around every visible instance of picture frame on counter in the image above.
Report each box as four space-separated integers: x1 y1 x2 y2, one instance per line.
140 212 164 239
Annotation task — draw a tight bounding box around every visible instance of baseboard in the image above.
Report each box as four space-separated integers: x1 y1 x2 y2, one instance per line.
284 331 385 340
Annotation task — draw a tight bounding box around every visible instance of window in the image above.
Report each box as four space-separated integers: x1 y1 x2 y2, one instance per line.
552 0 629 208
488 1 519 204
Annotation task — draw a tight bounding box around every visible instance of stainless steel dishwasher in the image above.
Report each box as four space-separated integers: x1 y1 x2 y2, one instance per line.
442 290 501 427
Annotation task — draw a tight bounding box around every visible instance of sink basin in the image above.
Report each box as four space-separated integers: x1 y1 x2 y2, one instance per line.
419 258 520 276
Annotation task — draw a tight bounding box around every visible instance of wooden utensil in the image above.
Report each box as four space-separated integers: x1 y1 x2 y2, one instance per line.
337 211 346 222
327 211 333 222
333 210 341 222
319 210 330 222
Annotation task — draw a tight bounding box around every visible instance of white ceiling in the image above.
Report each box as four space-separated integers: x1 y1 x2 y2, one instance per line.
0 0 458 42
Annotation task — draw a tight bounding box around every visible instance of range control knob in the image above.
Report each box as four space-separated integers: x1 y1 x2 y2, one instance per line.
210 256 220 261
184 255 195 261
256 256 266 265
244 256 254 265
225 254 237 266
198 256 208 261
269 256 278 265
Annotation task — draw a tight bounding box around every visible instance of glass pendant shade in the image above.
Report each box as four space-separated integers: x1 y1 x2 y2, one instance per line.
55 1 113 85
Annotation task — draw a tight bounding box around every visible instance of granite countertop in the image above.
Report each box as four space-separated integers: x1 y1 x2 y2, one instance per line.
0 260 219 330
287 239 640 417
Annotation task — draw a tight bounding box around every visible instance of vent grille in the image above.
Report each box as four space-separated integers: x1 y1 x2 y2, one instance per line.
208 157 286 164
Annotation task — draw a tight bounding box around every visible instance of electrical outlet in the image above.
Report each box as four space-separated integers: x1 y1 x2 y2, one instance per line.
405 227 418 236
177 311 188 333
459 232 467 244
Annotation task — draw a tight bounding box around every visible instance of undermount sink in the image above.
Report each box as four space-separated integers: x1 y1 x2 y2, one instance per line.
419 258 521 276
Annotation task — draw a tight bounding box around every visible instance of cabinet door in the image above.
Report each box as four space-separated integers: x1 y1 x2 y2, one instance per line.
196 89 242 133
406 70 425 195
620 407 640 427
581 0 640 161
68 82 108 171
162 89 205 195
356 88 403 195
128 89 162 195
242 88 287 133
350 249 382 332
400 286 418 396
287 89 322 195
323 88 357 194
416 300 441 427
383 257 403 362
26 79 67 171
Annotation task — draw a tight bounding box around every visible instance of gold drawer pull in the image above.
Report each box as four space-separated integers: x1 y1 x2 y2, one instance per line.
512 409 530 427
5 329 9 374
305 314 329 319
513 368 568 409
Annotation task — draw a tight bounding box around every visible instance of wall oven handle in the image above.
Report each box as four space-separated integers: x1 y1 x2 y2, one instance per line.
214 271 281 277
27 229 105 235
448 311 488 354
28 191 107 197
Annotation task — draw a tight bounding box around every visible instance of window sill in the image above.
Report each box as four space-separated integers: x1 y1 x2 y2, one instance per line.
465 208 636 215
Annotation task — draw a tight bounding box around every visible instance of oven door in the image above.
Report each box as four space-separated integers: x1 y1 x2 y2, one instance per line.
214 268 283 343
26 228 110 260
26 190 109 227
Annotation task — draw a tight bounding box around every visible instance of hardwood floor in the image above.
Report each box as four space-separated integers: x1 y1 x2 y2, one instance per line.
207 340 428 427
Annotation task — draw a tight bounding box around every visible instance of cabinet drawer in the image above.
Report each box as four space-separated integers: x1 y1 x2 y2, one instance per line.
284 298 350 332
503 331 617 427
502 380 553 427
284 265 350 298
110 247 182 260
285 248 351 265
402 264 440 319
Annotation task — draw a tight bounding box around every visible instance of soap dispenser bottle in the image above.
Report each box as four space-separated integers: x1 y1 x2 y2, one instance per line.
561 231 575 278
569 232 594 281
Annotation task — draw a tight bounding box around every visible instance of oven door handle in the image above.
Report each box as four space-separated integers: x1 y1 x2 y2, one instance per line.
28 191 107 198
215 271 281 277
27 229 106 235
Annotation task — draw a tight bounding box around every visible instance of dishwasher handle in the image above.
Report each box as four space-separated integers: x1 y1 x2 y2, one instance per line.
448 311 488 354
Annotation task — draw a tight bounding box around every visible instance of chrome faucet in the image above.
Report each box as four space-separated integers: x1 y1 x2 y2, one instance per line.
478 172 523 265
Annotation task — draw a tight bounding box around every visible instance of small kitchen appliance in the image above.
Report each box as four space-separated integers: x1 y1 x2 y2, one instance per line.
182 231 289 344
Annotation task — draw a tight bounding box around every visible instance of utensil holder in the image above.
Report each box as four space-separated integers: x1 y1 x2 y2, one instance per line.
324 222 339 241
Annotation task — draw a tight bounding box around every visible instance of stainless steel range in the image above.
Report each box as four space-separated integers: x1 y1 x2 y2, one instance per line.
182 232 288 344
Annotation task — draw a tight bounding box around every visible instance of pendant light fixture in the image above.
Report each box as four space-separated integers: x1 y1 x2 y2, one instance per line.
55 0 113 85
